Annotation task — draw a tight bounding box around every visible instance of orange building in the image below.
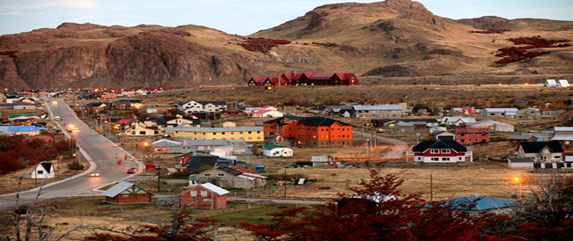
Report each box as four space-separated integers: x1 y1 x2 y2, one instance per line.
264 116 353 146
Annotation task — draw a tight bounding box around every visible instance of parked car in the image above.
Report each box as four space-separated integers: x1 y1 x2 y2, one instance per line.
54 116 62 121
127 167 137 174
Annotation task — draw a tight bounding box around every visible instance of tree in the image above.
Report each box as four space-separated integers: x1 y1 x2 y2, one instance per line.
241 169 492 241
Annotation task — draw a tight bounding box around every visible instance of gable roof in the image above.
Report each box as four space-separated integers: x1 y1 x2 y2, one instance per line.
117 118 134 125
520 141 564 153
280 73 302 80
39 162 52 173
263 144 288 150
443 195 518 211
197 101 227 106
353 105 403 111
332 72 357 80
201 183 229 195
298 117 352 127
102 181 135 197
413 140 467 153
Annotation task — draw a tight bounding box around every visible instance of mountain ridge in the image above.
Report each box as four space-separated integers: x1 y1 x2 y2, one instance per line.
0 0 572 89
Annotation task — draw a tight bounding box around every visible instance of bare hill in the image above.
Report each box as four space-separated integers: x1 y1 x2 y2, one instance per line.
0 0 572 89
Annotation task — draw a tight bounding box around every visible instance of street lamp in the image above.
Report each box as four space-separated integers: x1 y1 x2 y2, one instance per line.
513 176 522 199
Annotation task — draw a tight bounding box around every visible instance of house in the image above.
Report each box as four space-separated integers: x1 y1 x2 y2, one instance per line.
413 140 471 163
450 106 476 115
85 102 107 113
152 139 184 153
469 120 515 133
102 181 153 204
441 195 518 212
180 183 229 209
9 115 40 125
279 73 303 86
0 125 45 136
507 135 538 144
551 127 573 146
438 117 476 126
541 109 565 118
248 76 266 86
263 145 293 157
114 118 134 130
167 126 264 143
352 104 407 118
262 77 281 86
299 73 332 86
124 120 161 136
517 141 564 167
263 116 353 146
111 99 143 110
558 79 570 88
176 100 227 114
330 73 359 85
29 162 55 179
507 158 536 168
545 79 558 87
182 152 248 171
517 108 541 120
196 166 266 189
382 119 436 133
435 131 456 141
412 104 431 115
311 155 343 167
455 128 489 145
0 103 38 110
250 106 283 118
482 108 518 118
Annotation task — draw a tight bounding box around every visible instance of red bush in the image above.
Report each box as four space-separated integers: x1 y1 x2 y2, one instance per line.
239 37 291 53
469 29 509 34
494 36 570 65
0 136 72 174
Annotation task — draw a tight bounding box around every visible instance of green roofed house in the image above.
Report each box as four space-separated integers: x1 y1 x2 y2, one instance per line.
263 145 293 157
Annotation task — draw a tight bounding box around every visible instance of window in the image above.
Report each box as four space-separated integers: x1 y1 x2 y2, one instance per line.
201 191 208 197
442 158 450 161
190 191 197 197
218 173 224 176
442 149 450 154
221 132 225 135
204 174 211 176
430 149 439 154
431 158 439 161
37 170 43 174
248 131 252 134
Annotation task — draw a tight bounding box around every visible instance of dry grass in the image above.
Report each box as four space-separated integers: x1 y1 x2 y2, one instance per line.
145 84 572 108
280 167 571 201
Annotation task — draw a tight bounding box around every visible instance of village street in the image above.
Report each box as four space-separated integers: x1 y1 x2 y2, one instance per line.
0 99 142 210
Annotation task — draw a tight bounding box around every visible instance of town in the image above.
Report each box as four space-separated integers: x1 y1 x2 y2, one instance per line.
0 76 572 240
0 0 572 240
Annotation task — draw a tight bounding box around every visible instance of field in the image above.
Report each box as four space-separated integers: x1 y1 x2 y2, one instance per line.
280 166 571 200
0 197 292 240
145 84 572 108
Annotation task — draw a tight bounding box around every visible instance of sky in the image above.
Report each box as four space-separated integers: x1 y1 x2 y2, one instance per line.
0 0 572 36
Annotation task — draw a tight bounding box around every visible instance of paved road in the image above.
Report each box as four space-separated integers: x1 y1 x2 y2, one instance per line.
0 98 142 210
353 130 409 159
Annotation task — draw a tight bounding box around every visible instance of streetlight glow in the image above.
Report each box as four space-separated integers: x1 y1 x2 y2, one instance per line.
513 177 520 183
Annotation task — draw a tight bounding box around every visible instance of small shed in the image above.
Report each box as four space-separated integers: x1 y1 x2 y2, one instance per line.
180 183 229 209
30 161 55 179
102 181 153 204
263 145 293 157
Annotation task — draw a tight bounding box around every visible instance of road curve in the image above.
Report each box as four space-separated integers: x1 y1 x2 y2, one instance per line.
0 98 142 210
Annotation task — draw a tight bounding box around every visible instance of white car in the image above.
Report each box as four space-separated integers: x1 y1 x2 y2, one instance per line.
54 116 62 121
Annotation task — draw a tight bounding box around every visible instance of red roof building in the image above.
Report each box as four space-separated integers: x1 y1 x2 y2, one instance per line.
331 73 359 85
180 183 229 209
299 73 332 86
264 116 353 146
248 77 266 86
279 73 303 86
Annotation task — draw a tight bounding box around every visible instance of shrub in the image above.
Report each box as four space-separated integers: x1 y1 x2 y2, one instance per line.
239 37 291 53
67 162 84 171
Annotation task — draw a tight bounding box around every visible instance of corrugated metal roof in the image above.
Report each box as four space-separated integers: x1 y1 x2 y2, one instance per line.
0 125 45 132
102 181 134 197
443 195 518 211
551 134 573 141
555 127 573 132
171 126 263 132
201 183 229 195
183 139 230 146
353 105 403 111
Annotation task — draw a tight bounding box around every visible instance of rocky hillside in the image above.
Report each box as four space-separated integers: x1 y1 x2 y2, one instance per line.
1 0 572 89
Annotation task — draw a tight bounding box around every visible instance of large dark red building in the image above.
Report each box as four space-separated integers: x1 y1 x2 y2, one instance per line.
455 128 489 145
250 72 358 86
264 116 353 146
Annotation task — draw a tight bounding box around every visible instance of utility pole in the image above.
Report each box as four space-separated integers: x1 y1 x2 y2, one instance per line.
283 169 287 198
430 174 433 202
157 168 161 192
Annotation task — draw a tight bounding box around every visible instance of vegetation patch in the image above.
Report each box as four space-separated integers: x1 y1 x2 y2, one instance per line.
239 37 291 53
469 29 509 34
494 36 571 65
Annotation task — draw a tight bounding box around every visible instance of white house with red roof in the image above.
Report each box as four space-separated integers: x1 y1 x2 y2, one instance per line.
412 140 472 163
